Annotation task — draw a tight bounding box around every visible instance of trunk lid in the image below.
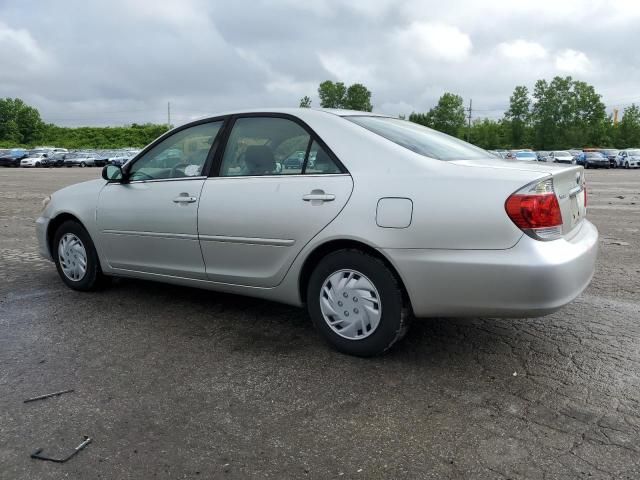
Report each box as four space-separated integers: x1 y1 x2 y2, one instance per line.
453 158 586 236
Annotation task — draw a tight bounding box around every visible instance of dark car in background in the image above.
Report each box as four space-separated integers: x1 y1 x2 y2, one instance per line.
0 148 28 167
583 151 609 169
42 152 67 167
600 149 619 168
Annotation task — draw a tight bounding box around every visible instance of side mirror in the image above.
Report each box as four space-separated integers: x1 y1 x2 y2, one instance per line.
102 164 123 182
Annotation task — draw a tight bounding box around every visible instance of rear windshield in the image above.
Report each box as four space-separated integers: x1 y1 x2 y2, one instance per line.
346 116 493 161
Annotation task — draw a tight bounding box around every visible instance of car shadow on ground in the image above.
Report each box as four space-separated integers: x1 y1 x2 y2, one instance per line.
102 276 528 369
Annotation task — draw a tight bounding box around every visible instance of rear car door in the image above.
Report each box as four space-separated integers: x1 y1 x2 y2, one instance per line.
96 120 225 279
197 115 353 287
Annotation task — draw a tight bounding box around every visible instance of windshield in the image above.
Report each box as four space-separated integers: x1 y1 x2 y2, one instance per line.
585 152 604 158
555 150 571 156
515 152 537 159
602 149 618 155
627 149 640 156
346 116 493 160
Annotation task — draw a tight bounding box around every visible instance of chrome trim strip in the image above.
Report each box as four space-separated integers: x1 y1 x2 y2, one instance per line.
199 235 295 246
103 230 199 240
205 173 350 180
106 176 207 185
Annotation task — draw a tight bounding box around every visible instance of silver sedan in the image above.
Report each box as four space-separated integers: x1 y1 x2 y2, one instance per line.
36 108 598 356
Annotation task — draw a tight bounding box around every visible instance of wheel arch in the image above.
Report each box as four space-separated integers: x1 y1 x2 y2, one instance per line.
47 212 88 256
298 239 412 312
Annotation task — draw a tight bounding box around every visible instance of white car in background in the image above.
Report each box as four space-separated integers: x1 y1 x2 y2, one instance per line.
615 149 640 168
549 151 576 164
20 153 48 167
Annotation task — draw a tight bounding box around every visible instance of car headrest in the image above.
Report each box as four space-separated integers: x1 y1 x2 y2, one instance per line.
245 145 275 175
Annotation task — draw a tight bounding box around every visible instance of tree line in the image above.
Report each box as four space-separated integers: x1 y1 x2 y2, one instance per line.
0 98 168 149
2 76 640 150
303 77 640 150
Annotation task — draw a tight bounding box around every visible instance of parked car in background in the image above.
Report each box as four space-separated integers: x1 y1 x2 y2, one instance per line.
42 152 67 167
508 150 538 161
64 152 96 167
36 108 598 357
20 152 48 167
108 152 134 166
616 149 640 168
536 151 550 161
549 151 575 164
0 148 28 167
569 149 585 164
599 149 619 168
582 151 609 169
92 152 110 167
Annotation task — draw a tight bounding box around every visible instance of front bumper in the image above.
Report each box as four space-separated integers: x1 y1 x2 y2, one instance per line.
36 216 53 261
383 220 598 318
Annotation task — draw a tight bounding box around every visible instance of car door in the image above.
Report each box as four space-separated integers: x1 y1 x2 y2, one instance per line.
97 120 225 279
197 115 353 287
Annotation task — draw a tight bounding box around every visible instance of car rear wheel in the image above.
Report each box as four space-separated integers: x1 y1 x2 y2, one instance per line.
53 220 105 291
307 249 411 357
80 162 87 168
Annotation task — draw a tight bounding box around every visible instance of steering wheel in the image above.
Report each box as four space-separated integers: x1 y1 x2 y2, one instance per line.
170 163 192 177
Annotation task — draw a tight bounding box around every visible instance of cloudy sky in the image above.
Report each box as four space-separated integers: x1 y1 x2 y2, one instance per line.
1 0 639 126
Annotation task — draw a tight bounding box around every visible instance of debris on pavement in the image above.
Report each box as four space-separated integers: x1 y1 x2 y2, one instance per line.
31 436 92 463
23 389 75 403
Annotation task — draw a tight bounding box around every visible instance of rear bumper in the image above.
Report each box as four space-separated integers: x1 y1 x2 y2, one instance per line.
383 220 598 318
36 216 53 261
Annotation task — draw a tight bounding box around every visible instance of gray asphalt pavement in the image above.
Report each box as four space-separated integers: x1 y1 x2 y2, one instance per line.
1 167 639 479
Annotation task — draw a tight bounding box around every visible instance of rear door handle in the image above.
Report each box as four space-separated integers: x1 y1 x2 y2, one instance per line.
173 193 197 203
303 190 335 202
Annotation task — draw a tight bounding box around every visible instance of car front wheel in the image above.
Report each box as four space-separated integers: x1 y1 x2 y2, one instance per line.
53 220 105 291
307 249 411 357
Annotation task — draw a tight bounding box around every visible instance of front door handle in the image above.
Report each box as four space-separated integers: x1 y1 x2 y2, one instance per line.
303 189 335 203
173 193 197 204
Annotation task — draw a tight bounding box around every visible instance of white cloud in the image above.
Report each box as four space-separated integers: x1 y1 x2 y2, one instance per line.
555 49 592 74
0 22 51 74
318 53 373 85
396 22 472 62
497 40 548 60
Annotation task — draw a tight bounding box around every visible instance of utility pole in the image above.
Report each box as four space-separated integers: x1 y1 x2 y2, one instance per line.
167 101 171 130
466 98 472 141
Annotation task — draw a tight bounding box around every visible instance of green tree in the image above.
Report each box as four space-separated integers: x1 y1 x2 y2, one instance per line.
504 86 530 147
0 98 45 144
344 83 373 111
617 104 640 148
468 118 509 150
316 80 373 111
410 93 466 137
318 80 347 108
299 96 312 108
530 76 607 149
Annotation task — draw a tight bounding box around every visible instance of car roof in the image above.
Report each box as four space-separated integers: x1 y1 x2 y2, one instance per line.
186 107 390 124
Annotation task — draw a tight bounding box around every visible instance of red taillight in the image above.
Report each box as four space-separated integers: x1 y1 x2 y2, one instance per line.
505 193 563 229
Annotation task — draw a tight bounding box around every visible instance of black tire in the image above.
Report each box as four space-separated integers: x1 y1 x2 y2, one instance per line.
52 220 105 291
306 249 411 357
80 162 87 168
35 162 41 168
